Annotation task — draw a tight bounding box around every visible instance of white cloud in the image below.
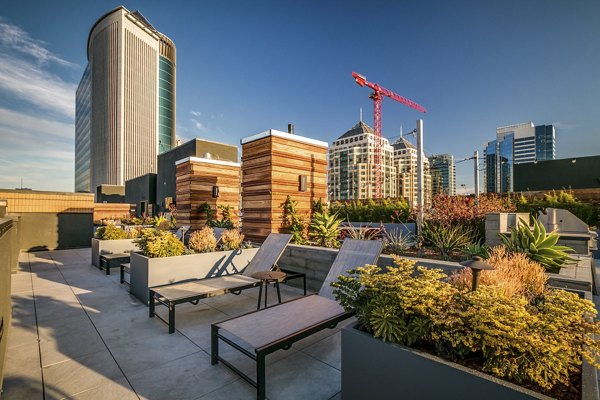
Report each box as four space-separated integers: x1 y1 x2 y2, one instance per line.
0 107 74 191
0 107 73 140
0 55 76 118
191 117 207 132
190 110 202 117
0 18 76 68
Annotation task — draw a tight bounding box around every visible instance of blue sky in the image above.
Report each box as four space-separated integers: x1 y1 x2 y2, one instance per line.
0 0 598 192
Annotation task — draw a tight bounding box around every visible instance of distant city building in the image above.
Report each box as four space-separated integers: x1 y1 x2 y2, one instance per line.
392 137 431 207
328 121 397 200
428 154 456 196
75 6 176 193
483 122 556 193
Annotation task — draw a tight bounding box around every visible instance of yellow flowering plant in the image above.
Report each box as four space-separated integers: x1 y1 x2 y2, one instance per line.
332 256 600 395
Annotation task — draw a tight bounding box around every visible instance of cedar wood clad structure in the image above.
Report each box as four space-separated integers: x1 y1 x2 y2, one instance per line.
175 157 241 229
241 129 328 242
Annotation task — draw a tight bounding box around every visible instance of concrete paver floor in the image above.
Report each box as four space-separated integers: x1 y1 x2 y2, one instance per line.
2 249 348 400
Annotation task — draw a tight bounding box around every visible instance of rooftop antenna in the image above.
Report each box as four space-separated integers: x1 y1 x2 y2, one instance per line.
359 107 363 122
20 177 23 189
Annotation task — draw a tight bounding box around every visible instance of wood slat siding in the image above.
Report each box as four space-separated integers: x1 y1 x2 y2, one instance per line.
241 135 327 242
93 203 132 221
176 159 241 230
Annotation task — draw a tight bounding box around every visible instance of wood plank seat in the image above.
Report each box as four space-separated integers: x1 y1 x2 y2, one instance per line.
149 233 292 334
211 239 383 399
99 253 131 275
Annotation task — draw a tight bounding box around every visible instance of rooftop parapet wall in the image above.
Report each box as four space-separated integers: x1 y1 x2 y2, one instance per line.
0 190 94 214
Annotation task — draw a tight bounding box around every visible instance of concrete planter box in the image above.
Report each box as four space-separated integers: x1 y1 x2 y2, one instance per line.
130 248 259 304
278 244 461 292
342 324 598 400
91 238 139 267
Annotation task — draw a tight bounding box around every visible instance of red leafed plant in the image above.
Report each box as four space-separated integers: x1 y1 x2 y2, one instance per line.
426 194 516 226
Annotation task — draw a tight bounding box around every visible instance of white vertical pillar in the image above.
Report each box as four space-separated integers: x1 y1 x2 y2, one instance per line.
474 150 479 202
416 119 424 230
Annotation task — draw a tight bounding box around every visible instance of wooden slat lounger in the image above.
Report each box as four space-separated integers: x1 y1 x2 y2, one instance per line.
149 233 292 333
211 238 384 399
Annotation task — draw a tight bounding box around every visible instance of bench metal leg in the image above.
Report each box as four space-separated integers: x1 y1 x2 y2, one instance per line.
211 325 219 365
303 275 306 295
264 283 268 309
275 281 282 303
149 290 155 318
169 303 176 334
257 352 266 400
120 265 125 283
256 283 263 310
106 261 110 275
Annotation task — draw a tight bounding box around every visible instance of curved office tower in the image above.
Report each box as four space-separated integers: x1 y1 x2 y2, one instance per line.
75 6 176 193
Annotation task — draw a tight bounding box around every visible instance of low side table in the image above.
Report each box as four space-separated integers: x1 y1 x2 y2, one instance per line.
251 271 286 310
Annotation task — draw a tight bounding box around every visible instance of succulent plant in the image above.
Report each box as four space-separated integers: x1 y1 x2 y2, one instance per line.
498 217 574 273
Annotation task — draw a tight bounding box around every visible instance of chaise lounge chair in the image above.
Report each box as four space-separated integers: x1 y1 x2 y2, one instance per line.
210 238 383 399
149 233 296 333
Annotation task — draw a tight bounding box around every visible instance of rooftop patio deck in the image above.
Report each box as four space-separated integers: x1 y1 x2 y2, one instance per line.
3 249 347 400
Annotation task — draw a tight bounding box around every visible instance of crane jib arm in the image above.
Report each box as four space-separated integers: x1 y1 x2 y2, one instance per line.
351 71 427 113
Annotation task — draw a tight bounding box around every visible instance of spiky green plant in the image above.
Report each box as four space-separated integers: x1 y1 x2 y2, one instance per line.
420 221 474 259
499 217 574 273
309 211 342 248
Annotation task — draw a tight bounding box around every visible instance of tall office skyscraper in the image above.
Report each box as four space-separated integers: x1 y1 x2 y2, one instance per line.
75 6 176 193
428 154 455 196
483 122 556 193
328 122 397 200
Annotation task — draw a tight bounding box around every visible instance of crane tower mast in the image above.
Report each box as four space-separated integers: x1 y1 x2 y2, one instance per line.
352 72 426 198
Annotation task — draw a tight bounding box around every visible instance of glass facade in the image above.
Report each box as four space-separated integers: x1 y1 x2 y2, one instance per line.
428 154 455 196
158 56 175 154
498 133 513 192
75 64 92 192
535 125 556 161
484 140 497 193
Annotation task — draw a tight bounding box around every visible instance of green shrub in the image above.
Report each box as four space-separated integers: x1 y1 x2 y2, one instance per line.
499 217 574 273
220 229 245 251
134 229 185 258
309 211 342 248
420 221 474 259
330 198 410 223
332 257 600 395
281 195 307 244
188 227 217 253
96 225 128 240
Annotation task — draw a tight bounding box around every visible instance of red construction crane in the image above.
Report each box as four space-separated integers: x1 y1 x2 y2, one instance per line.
352 71 426 198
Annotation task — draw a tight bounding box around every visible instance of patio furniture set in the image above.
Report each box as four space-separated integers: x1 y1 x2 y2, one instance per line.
95 232 383 399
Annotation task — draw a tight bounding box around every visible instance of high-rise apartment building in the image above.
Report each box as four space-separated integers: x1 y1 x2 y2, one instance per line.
428 154 455 196
483 122 556 193
392 137 431 207
75 7 176 193
328 121 396 200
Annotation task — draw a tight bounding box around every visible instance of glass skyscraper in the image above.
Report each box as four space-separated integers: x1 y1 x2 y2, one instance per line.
75 7 176 193
428 154 455 196
483 122 556 193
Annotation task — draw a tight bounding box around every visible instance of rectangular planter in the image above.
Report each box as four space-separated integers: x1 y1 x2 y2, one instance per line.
342 324 597 400
91 238 139 267
130 247 259 304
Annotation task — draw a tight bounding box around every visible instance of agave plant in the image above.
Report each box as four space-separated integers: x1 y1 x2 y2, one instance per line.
498 217 574 273
420 221 474 260
310 211 343 248
383 228 415 255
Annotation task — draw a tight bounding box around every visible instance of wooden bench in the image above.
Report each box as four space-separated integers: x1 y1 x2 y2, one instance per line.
120 263 130 285
99 253 131 275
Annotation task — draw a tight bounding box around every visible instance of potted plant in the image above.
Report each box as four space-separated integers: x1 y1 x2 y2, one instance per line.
129 227 258 304
91 225 140 267
333 248 599 400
